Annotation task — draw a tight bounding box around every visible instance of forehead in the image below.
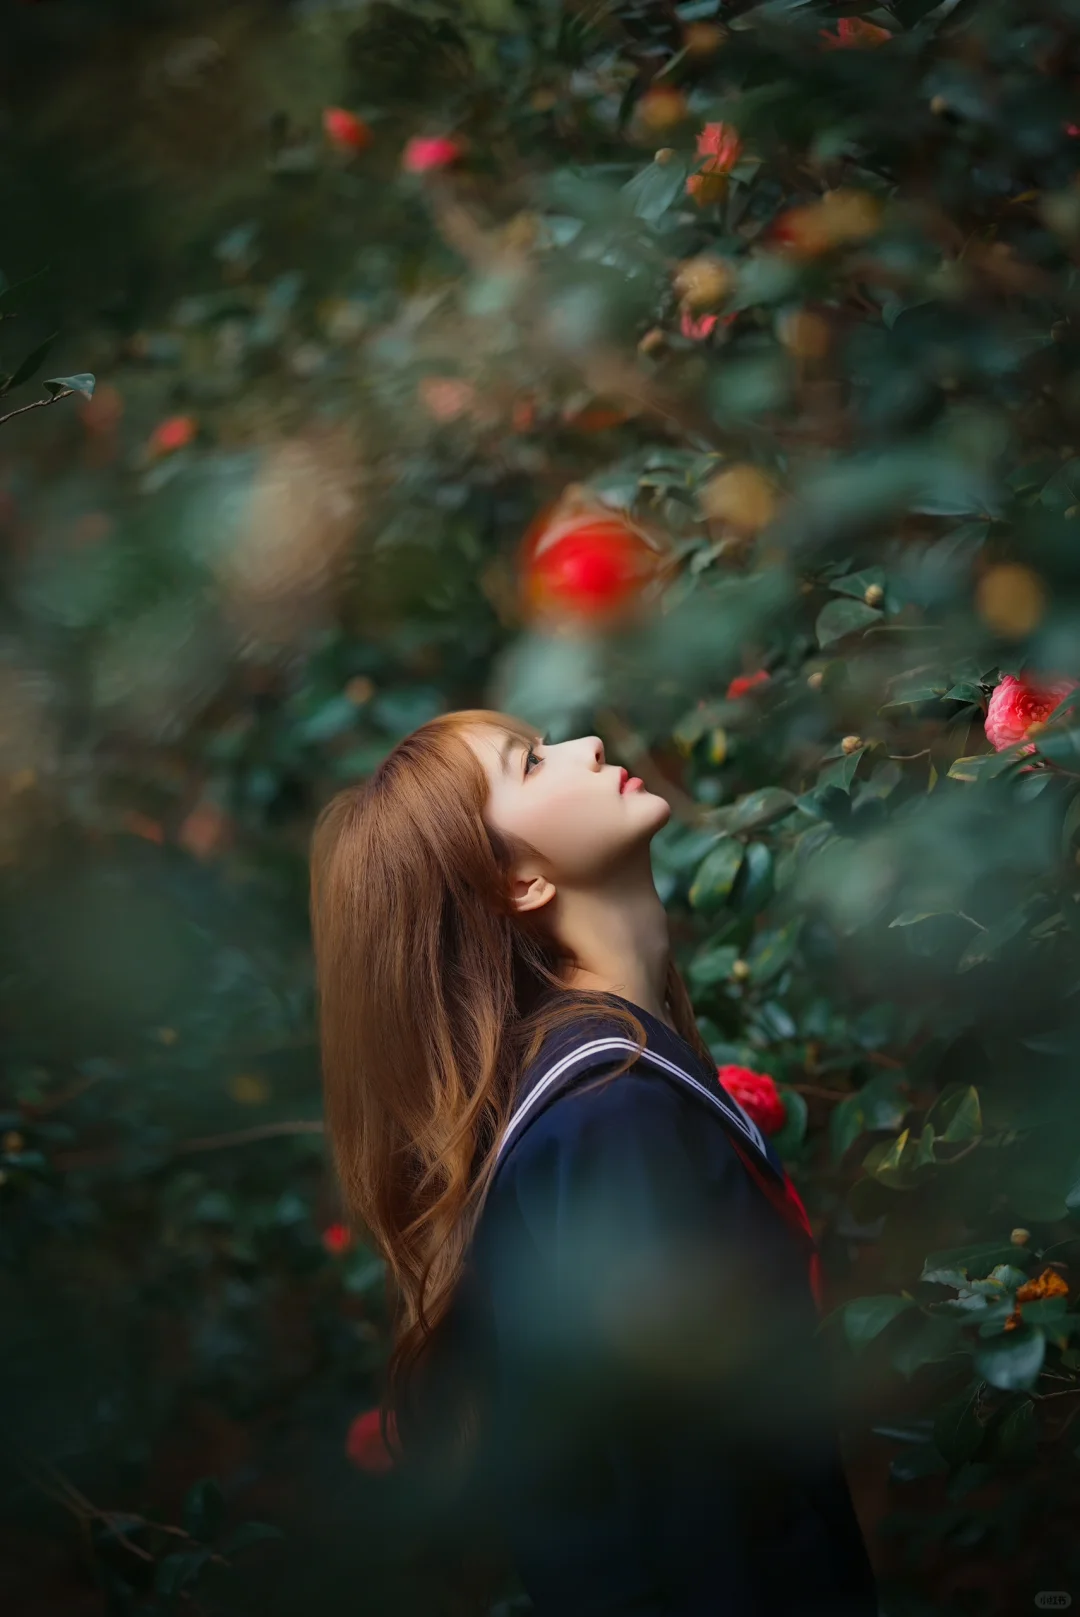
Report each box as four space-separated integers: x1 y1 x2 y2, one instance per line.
459 723 530 781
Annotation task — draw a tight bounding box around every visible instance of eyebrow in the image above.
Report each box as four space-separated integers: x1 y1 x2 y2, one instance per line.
499 735 520 775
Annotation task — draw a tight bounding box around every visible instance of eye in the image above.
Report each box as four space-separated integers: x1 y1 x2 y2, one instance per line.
524 736 546 776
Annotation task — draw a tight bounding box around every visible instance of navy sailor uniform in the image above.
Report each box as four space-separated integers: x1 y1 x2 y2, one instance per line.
436 994 880 1617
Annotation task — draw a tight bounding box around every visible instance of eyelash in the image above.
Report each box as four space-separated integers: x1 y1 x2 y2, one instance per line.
524 738 546 776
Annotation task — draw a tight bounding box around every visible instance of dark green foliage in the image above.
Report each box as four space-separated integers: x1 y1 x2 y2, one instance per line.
5 0 1080 1611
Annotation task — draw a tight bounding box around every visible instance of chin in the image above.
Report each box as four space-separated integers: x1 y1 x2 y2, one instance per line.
643 790 673 828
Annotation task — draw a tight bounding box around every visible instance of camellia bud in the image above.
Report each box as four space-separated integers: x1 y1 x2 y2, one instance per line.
345 675 375 706
807 670 824 690
731 958 751 983
654 147 676 166
1011 1228 1031 1245
673 254 735 311
777 309 831 360
636 86 688 134
864 583 884 607
638 327 665 355
841 735 863 755
2 1131 25 1155
683 21 726 58
701 465 778 533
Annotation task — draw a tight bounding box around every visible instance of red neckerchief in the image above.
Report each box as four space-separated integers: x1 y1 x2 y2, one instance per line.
727 1135 824 1316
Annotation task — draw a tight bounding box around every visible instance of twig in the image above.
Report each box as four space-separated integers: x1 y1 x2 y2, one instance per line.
52 1118 324 1172
22 1456 228 1570
787 1082 853 1102
176 1119 324 1154
0 386 73 427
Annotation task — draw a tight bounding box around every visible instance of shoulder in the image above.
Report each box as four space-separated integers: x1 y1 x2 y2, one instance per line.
483 1059 743 1258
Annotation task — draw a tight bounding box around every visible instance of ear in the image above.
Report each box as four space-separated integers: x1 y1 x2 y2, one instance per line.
510 871 557 915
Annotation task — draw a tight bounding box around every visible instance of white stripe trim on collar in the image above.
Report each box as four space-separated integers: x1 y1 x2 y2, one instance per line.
495 1036 770 1168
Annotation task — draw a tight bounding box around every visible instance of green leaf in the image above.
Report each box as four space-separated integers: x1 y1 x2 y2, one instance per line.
1 332 58 394
947 748 1027 783
769 1087 807 1155
183 1477 225 1543
721 787 796 834
984 1398 1037 1463
815 597 883 648
831 1092 869 1163
0 266 47 306
155 1548 213 1597
43 372 95 399
974 1325 1046 1392
688 839 744 913
294 694 360 744
932 1383 984 1466
940 1086 982 1143
219 1521 286 1557
747 919 801 986
922 1243 1029 1285
891 1313 963 1380
816 749 864 792
842 1293 914 1355
688 944 739 989
622 156 690 224
829 568 886 602
733 840 773 915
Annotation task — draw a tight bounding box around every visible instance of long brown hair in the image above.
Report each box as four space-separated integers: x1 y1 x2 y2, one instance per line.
308 707 711 1462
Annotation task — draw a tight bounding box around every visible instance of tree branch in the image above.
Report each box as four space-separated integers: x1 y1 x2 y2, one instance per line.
0 385 74 427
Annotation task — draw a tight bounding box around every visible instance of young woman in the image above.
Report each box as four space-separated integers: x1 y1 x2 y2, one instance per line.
310 707 879 1616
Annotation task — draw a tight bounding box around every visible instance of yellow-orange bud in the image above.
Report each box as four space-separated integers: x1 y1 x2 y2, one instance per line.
701 465 778 532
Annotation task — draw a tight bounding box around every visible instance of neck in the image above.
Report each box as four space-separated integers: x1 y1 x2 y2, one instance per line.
554 845 673 1029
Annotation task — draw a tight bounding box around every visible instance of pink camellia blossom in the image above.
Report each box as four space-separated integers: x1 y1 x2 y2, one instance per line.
686 121 743 204
697 121 743 166
820 16 892 47
346 1408 398 1473
718 1065 788 1136
322 108 372 154
402 135 463 173
727 669 770 700
984 673 1079 752
679 308 737 342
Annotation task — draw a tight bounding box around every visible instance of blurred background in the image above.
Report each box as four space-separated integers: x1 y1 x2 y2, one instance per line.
3 0 1080 1613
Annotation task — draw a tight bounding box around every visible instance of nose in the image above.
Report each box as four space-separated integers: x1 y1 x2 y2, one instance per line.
587 735 605 769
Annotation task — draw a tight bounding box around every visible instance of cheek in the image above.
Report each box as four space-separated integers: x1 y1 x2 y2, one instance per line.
524 781 622 871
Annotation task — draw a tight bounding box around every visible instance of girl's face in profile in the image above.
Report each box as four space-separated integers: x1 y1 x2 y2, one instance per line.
462 725 671 887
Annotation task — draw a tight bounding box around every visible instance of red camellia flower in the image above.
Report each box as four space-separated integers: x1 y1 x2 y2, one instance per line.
519 491 666 627
726 669 770 701
820 16 892 47
686 122 743 204
321 1222 353 1255
402 135 463 173
984 673 1079 752
148 415 198 458
322 108 372 154
718 1065 788 1135
346 1408 398 1473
